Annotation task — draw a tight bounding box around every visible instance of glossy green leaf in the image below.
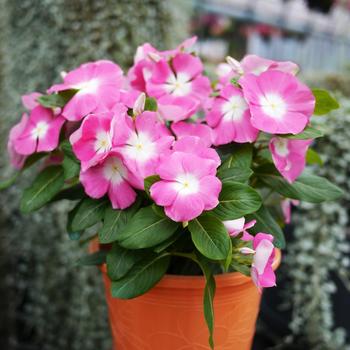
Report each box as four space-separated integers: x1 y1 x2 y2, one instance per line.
257 169 343 203
107 243 145 280
111 253 170 299
217 166 253 183
213 181 262 220
282 125 323 140
189 214 231 260
144 175 160 196
312 89 340 115
20 165 65 213
306 148 323 165
246 205 285 248
75 251 107 266
99 202 139 244
219 143 253 169
37 90 77 108
144 97 158 111
70 198 108 232
118 206 179 249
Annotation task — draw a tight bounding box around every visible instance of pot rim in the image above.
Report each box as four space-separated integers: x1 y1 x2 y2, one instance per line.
101 249 281 290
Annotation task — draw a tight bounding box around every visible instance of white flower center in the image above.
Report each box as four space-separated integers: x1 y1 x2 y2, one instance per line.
31 121 49 139
94 131 112 153
260 93 287 120
165 72 191 97
274 138 289 157
124 131 156 163
174 173 199 196
75 78 100 95
222 95 248 122
103 157 127 184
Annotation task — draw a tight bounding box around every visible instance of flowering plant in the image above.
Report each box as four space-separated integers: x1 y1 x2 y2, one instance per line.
2 37 342 348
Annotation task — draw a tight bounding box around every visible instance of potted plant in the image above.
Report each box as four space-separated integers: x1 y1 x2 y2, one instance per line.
2 37 342 349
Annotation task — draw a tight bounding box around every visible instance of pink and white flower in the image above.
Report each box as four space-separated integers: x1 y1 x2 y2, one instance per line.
48 60 124 121
171 121 214 147
7 113 29 169
171 136 221 168
70 111 117 171
269 137 312 183
240 70 315 135
80 152 137 209
113 111 174 188
206 84 259 145
250 233 276 290
224 217 256 240
13 106 65 155
150 151 222 222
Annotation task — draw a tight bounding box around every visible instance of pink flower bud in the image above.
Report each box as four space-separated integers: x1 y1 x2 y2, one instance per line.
239 247 256 255
133 92 146 116
226 56 244 75
148 52 162 62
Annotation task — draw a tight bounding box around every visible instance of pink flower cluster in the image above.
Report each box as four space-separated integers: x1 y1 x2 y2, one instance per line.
8 38 318 289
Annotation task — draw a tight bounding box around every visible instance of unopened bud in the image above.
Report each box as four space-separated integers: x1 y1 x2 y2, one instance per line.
133 92 146 116
60 71 67 79
226 56 244 75
148 52 162 62
239 247 255 255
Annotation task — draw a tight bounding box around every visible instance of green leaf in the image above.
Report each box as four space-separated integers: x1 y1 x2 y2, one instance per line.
70 198 108 232
246 205 285 248
312 89 340 115
195 254 216 349
153 228 183 253
107 243 145 280
99 202 139 244
189 213 231 260
306 148 323 165
37 90 77 108
213 181 262 220
111 253 170 299
217 167 253 183
144 175 160 196
60 140 80 179
67 202 83 240
282 125 323 140
230 261 251 276
144 97 158 111
75 251 107 266
20 165 65 213
0 172 20 191
219 143 253 169
257 169 343 203
118 206 179 249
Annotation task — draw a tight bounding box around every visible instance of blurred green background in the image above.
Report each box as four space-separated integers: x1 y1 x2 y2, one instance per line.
0 1 349 349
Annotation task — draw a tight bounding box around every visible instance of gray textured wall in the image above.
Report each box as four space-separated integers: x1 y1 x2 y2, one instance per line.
0 1 190 349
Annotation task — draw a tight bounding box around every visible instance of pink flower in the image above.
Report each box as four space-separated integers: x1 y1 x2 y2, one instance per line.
171 121 214 147
240 70 315 134
250 233 276 290
146 53 211 120
150 151 222 222
21 92 42 110
7 113 29 169
206 84 259 145
281 198 300 224
128 37 197 92
113 110 174 188
269 137 312 183
48 60 124 121
171 136 221 168
80 152 137 209
70 111 117 171
13 106 65 155
224 217 256 240
218 55 299 86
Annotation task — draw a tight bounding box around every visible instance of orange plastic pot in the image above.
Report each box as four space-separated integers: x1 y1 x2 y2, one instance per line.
101 250 281 350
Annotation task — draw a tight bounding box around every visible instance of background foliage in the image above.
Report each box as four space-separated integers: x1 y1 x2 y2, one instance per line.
0 1 190 349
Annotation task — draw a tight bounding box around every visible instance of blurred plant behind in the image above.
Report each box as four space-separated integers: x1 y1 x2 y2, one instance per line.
0 1 191 349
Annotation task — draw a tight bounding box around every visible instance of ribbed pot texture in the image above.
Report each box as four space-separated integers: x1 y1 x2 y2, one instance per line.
101 250 281 350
